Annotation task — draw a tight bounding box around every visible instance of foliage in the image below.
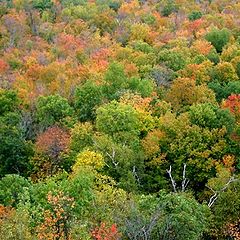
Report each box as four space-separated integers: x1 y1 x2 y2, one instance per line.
205 28 231 53
0 174 31 207
74 81 103 122
36 94 74 128
1 0 240 238
124 192 210 240
72 149 104 172
0 89 20 115
188 11 203 21
96 100 140 137
0 123 33 177
91 222 121 240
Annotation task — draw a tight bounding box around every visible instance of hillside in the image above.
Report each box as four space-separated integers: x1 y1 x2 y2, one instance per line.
0 0 240 239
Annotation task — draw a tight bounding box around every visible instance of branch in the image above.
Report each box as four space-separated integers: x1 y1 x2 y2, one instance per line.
181 163 189 192
208 176 238 208
167 166 177 193
132 166 140 185
105 147 119 167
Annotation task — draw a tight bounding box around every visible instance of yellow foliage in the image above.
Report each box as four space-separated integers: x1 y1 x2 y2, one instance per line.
130 23 151 44
72 149 104 172
179 61 213 84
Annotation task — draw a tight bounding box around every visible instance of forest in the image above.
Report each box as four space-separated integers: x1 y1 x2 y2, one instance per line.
0 0 240 239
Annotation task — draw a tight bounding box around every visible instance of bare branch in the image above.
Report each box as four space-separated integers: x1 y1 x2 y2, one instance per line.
105 147 119 167
181 163 189 192
208 176 238 208
132 166 141 185
167 166 177 193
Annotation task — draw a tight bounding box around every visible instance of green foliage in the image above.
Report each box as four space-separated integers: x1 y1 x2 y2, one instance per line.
124 192 210 240
0 174 31 207
1 1 240 238
158 49 187 71
92 133 144 192
0 89 20 115
131 40 153 54
103 62 128 100
159 112 227 187
0 205 33 240
0 123 33 176
69 122 94 155
205 28 231 53
208 80 240 102
60 0 87 7
96 100 140 137
32 0 53 13
36 94 74 127
210 179 240 236
210 62 238 83
128 77 154 97
74 81 103 122
160 0 179 17
206 48 220 64
188 11 203 21
189 103 235 133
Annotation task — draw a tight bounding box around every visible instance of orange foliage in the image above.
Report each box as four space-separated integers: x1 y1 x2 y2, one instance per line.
225 219 240 240
0 205 13 223
36 191 75 240
222 155 235 172
0 59 9 74
222 94 240 122
91 223 121 240
191 40 213 55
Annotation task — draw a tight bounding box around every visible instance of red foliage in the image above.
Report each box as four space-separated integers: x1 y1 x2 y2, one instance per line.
91 223 121 240
188 19 204 37
36 126 70 159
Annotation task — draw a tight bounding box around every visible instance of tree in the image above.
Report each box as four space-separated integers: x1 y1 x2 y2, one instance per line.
0 123 33 177
208 81 240 102
96 100 140 138
165 78 216 112
188 11 203 21
205 28 231 53
102 62 128 100
211 62 238 83
91 222 121 240
160 0 179 17
36 94 74 127
123 192 210 240
69 122 94 156
189 103 235 133
72 149 104 172
209 175 240 238
74 81 102 122
32 0 53 13
222 94 240 123
0 174 31 207
36 191 75 240
0 89 20 115
157 112 228 190
158 49 187 71
92 132 144 192
32 126 70 178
